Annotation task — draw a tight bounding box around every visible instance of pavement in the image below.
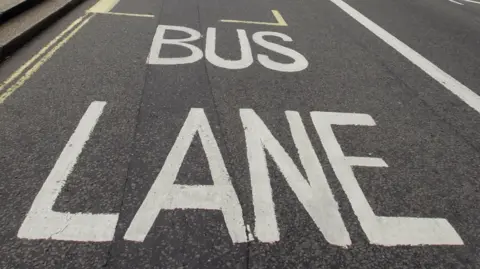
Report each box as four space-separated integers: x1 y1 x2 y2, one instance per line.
0 0 480 268
0 0 87 61
0 0 29 17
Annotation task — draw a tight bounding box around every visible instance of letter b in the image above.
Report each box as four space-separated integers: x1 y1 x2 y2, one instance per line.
147 25 203 65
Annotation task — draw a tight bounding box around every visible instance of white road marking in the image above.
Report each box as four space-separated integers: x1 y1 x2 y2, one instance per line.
311 111 464 246
205 28 254 69
253 31 309 72
124 108 247 243
147 25 308 72
90 11 154 17
329 0 480 114
449 0 464 5
241 109 351 246
246 224 254 242
463 0 480 4
16 105 466 245
17 101 119 242
147 25 204 65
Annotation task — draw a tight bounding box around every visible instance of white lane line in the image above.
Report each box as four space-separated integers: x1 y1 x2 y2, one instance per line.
449 0 464 5
90 11 154 17
329 0 480 114
463 0 480 4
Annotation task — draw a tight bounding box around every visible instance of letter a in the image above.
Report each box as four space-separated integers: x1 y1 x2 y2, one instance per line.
124 108 247 243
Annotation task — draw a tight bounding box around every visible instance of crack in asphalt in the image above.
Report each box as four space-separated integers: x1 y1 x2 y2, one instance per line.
100 16 161 269
195 1 252 268
49 215 73 239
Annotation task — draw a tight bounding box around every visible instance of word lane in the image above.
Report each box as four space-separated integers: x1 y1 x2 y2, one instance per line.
18 102 463 247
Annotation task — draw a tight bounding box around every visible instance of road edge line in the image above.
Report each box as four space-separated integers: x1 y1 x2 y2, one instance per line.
329 0 480 114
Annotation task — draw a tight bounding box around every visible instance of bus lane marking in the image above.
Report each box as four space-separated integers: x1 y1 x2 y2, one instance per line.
220 10 288 26
17 105 464 247
11 0 467 247
147 25 309 72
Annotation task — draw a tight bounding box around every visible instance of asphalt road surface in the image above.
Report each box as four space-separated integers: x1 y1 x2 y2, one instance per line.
1 0 480 268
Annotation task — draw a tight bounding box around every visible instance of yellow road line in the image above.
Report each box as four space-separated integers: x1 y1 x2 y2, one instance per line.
90 11 154 18
88 0 120 13
0 16 85 92
0 0 123 104
0 16 94 104
271 10 287 26
220 10 288 26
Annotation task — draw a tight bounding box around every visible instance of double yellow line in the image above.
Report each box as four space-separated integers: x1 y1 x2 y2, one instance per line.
0 0 120 104
0 14 93 103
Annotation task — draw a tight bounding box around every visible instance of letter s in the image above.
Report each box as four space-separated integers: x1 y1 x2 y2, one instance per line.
253 31 308 72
